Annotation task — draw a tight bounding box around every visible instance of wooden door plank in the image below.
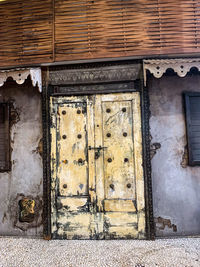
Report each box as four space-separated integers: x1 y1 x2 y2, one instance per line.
94 95 105 213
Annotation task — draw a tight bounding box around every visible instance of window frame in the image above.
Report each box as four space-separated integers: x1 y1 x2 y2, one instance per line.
0 102 11 172
184 92 200 166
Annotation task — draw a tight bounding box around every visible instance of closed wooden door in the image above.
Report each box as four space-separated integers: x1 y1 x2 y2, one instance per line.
50 93 145 239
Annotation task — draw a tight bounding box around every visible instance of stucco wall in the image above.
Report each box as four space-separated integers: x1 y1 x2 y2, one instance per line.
149 74 200 237
0 78 43 236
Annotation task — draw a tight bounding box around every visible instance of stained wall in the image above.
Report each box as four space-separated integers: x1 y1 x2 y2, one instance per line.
0 78 43 236
149 73 200 237
2 69 200 238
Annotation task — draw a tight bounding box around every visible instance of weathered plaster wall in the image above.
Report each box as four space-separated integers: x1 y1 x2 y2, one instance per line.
0 78 43 236
149 74 200 237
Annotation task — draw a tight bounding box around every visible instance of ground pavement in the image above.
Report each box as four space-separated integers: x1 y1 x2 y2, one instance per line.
0 237 199 267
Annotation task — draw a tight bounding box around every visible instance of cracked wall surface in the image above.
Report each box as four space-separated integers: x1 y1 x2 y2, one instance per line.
0 78 43 236
149 74 200 237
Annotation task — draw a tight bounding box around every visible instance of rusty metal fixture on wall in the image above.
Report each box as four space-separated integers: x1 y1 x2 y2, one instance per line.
8 194 42 231
19 198 35 223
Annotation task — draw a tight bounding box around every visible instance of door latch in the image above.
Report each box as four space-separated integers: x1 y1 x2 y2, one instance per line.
88 146 107 150
88 146 107 160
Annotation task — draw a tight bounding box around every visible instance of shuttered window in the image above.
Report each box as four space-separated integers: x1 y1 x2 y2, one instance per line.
1 0 200 67
185 93 200 166
54 0 200 62
0 0 53 67
0 103 10 172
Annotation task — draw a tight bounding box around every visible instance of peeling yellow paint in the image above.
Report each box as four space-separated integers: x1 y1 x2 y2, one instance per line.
59 197 88 211
104 199 136 212
57 213 91 239
105 212 138 225
50 93 145 239
104 212 138 239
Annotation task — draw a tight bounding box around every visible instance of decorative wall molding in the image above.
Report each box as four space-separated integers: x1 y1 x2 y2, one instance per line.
0 68 42 92
49 64 141 85
51 82 138 96
143 58 200 85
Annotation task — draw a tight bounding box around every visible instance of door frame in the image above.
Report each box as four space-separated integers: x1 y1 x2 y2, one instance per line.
42 62 155 240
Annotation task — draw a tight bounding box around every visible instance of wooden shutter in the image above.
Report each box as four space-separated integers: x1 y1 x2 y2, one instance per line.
54 0 158 61
0 103 10 171
54 0 200 62
0 0 53 67
152 0 200 55
185 93 200 166
1 0 200 67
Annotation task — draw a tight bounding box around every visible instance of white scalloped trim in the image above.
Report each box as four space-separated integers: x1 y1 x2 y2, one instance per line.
0 68 42 92
143 58 200 86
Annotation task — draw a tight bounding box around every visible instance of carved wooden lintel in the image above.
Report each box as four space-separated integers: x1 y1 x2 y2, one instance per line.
49 64 141 85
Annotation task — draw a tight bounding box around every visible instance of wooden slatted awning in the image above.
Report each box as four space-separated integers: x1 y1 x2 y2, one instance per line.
1 0 200 67
54 0 200 61
0 0 53 67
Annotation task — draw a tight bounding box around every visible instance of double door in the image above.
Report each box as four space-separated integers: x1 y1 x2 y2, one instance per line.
50 92 145 239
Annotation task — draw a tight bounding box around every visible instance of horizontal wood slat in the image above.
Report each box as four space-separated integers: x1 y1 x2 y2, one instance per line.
1 0 200 67
54 0 200 61
0 0 53 67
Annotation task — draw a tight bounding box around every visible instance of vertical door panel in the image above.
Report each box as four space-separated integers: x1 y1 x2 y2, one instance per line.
94 95 105 212
57 103 88 197
95 93 145 239
102 100 136 201
50 97 93 239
